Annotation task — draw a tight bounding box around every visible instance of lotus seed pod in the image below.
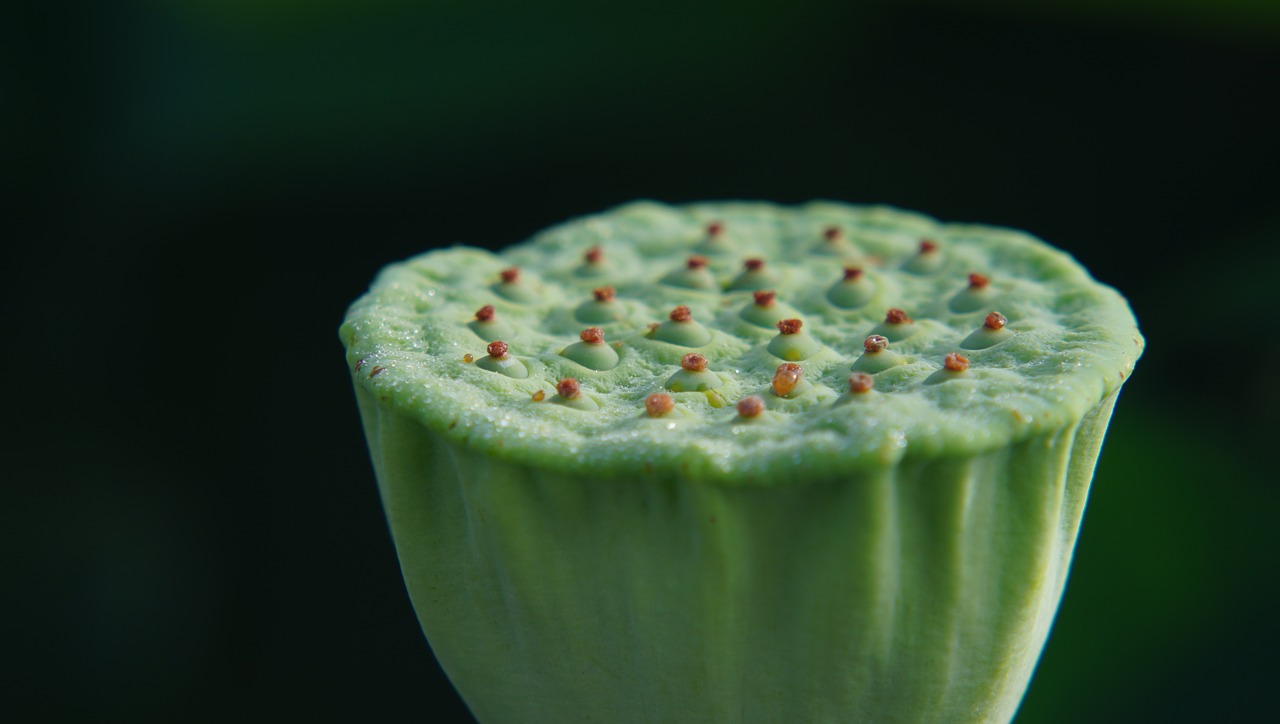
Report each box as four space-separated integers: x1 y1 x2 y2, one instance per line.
766 318 823 361
851 334 906 374
559 327 620 371
649 304 714 347
826 266 876 309
962 311 1016 350
342 200 1143 724
659 255 718 290
950 272 995 313
739 290 803 330
473 340 528 379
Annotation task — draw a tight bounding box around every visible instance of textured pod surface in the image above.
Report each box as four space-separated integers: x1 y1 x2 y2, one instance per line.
342 201 1143 722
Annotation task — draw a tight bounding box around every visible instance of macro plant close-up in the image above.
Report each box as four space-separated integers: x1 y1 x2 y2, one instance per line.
342 201 1142 721
10 1 1277 722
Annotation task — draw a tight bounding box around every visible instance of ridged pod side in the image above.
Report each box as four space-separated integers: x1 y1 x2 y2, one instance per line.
355 384 1120 724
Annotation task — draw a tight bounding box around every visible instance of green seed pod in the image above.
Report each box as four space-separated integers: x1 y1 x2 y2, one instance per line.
739 290 803 330
659 255 718 290
727 257 778 291
950 272 995 313
869 307 917 342
766 318 823 361
573 286 624 324
342 200 1144 724
473 340 528 379
810 225 861 259
559 327 620 371
962 311 1016 350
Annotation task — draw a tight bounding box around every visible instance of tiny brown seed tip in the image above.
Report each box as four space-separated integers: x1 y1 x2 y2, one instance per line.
592 286 616 302
369 365 386 377
823 226 842 241
919 239 938 254
556 378 581 399
772 363 803 397
753 290 776 307
984 311 1008 330
670 305 693 322
580 327 605 344
486 340 509 359
849 373 874 393
706 221 724 237
776 318 803 335
968 272 990 289
687 255 709 270
842 266 863 281
737 395 765 418
499 267 520 284
885 308 912 325
531 389 546 402
475 304 495 322
744 258 765 271
864 335 888 353
584 245 603 264
681 353 708 372
462 353 474 363
944 352 970 372
645 393 674 417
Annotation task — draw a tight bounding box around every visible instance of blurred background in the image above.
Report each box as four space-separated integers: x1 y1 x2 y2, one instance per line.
8 0 1278 720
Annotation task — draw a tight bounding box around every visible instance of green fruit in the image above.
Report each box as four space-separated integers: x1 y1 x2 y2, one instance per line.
341 201 1143 723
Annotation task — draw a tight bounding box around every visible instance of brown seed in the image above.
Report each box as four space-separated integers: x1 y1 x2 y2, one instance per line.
984 312 1007 330
968 273 990 289
644 393 675 418
864 335 888 353
462 353 474 363
919 239 938 254
499 267 520 284
580 327 605 344
885 308 912 325
776 318 802 335
744 258 765 271
848 373 874 393
944 352 970 372
584 245 603 264
686 255 709 270
475 305 496 322
669 305 693 322
842 266 863 281
592 286 616 302
706 221 724 237
736 395 766 418
772 363 803 397
531 389 546 402
823 226 842 241
556 378 581 399
681 353 708 372
753 290 776 307
487 340 509 359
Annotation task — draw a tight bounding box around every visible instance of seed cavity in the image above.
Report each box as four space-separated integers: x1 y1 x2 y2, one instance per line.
475 305 495 322
645 393 675 418
768 318 821 361
950 272 994 313
961 311 1014 350
476 339 529 378
736 395 766 418
902 239 943 275
851 335 905 374
665 352 722 392
827 266 874 309
561 327 619 370
871 308 916 342
651 305 713 347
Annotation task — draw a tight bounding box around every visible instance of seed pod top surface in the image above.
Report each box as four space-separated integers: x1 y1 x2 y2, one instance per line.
340 201 1143 483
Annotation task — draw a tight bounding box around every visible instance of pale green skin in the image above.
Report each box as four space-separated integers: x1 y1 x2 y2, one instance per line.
341 201 1143 723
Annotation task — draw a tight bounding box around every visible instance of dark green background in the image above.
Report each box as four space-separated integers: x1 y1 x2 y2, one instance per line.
9 0 1278 720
